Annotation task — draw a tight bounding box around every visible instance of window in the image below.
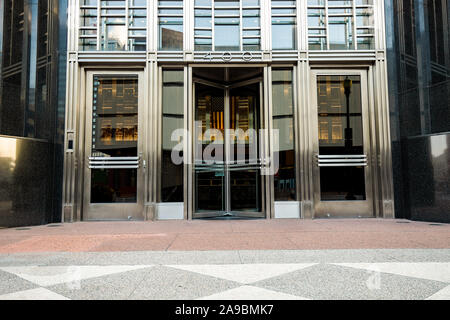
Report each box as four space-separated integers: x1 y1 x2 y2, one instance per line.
79 0 147 51
158 0 183 50
307 0 375 50
161 70 184 202
194 0 261 51
272 69 297 201
271 0 297 50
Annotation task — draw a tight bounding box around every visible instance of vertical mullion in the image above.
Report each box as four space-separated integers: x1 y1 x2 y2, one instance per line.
225 88 230 212
97 0 101 50
352 0 357 50
239 0 243 51
325 0 329 50
212 2 215 51
125 0 129 50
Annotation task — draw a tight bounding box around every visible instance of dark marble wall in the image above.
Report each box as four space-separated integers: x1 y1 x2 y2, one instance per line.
386 0 450 222
404 134 450 223
0 136 54 227
0 0 66 227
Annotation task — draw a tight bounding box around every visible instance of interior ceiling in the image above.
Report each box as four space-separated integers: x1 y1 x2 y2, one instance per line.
192 67 263 85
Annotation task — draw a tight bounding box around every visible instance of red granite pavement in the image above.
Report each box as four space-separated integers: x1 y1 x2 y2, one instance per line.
0 219 448 253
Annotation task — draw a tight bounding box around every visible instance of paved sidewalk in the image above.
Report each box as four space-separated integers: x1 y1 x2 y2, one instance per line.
0 220 449 300
0 249 449 300
0 219 448 253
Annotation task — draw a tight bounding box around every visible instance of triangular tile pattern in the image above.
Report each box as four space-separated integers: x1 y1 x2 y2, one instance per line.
197 285 309 300
0 263 448 300
0 265 153 287
426 285 450 300
169 263 315 284
331 263 450 283
0 288 70 300
168 263 317 284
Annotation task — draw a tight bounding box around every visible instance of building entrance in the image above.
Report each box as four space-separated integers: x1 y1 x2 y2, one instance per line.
192 68 265 218
83 71 145 220
311 70 374 218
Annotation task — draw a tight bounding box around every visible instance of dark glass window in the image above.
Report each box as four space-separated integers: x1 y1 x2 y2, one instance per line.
316 75 366 201
161 70 184 202
272 69 297 201
90 76 139 204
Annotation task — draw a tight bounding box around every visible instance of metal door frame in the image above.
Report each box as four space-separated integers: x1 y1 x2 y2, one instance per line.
192 73 266 219
310 69 375 218
83 70 145 221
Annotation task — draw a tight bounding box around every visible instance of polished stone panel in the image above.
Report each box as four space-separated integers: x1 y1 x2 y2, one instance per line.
405 133 450 223
0 136 54 227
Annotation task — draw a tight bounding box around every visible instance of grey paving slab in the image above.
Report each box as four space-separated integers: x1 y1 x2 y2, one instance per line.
1 249 450 267
0 253 67 267
0 270 38 295
237 249 397 264
381 249 450 262
48 267 153 300
128 266 241 300
45 250 243 266
254 263 448 300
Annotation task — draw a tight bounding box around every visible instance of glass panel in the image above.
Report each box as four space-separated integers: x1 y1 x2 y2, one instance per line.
229 83 260 163
307 0 375 51
91 76 139 203
79 1 147 51
159 18 183 50
329 16 354 50
272 69 296 201
271 0 297 50
158 0 183 50
195 171 225 212
195 84 225 162
161 70 184 202
230 170 261 212
101 23 127 51
316 75 366 201
215 22 240 51
195 83 226 212
272 19 296 50
91 169 137 203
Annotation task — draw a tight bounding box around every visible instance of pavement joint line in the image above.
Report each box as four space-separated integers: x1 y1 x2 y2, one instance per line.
126 269 150 299
164 233 179 251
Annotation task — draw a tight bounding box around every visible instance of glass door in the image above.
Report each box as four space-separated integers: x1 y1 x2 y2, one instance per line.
83 71 144 220
193 79 264 218
311 70 374 218
227 82 263 216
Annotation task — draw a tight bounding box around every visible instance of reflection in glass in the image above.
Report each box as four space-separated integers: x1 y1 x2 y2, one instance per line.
90 76 139 203
316 75 366 201
195 83 225 161
195 171 225 212
161 70 184 202
230 170 261 212
329 16 354 50
158 1 183 50
229 83 260 163
194 0 261 51
194 78 262 214
271 1 297 50
91 169 137 203
195 83 225 212
215 23 240 51
101 23 127 51
79 0 147 51
272 69 296 201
